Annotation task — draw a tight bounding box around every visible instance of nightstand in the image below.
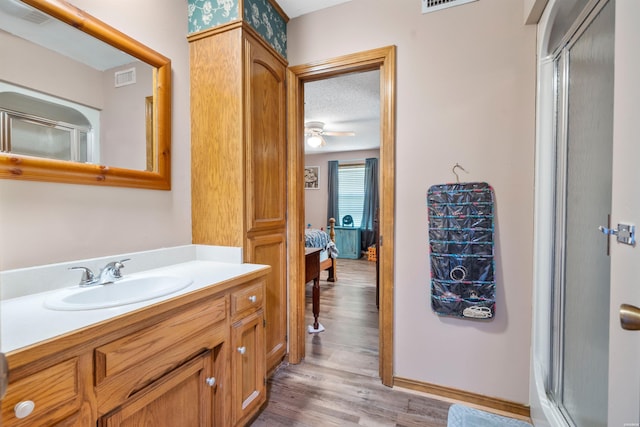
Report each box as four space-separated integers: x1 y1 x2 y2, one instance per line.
334 226 361 259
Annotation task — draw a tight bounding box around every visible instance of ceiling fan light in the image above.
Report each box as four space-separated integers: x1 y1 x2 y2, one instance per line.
307 135 323 148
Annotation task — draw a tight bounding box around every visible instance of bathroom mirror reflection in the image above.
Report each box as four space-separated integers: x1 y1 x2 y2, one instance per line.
0 0 171 189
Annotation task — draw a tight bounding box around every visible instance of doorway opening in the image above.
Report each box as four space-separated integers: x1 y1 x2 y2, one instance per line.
286 46 396 386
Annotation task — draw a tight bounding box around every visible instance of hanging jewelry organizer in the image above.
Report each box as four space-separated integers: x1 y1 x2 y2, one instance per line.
427 165 496 320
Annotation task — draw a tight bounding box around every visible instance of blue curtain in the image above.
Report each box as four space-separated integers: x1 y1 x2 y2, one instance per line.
327 160 339 226
361 157 379 249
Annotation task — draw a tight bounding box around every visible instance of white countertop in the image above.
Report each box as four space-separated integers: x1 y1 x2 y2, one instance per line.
1 246 267 354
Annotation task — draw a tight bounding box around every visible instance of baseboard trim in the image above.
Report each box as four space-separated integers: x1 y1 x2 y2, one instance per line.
393 376 531 419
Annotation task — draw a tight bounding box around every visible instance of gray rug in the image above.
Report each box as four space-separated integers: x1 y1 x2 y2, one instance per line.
447 404 532 427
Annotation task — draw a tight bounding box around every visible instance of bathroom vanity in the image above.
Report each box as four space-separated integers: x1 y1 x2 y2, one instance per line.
1 247 270 426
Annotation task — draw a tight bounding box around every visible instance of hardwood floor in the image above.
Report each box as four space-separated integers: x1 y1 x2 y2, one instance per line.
251 258 452 426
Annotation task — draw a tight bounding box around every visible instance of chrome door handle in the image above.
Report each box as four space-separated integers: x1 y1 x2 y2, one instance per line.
599 223 636 246
620 304 640 330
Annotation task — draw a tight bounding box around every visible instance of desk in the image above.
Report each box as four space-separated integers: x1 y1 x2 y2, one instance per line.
305 247 323 332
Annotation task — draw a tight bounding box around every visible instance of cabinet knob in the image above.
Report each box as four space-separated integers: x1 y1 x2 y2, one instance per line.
248 295 257 303
237 346 246 355
14 400 35 419
205 377 216 387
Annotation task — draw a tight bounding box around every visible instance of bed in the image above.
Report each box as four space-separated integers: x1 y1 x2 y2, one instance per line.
304 218 339 333
305 218 338 282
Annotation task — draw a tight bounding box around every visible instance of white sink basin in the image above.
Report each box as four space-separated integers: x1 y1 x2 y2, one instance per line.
44 275 193 311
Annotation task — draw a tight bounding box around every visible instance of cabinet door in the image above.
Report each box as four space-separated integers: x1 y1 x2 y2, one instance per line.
244 31 287 377
244 35 287 232
247 233 286 373
99 351 214 427
231 309 266 426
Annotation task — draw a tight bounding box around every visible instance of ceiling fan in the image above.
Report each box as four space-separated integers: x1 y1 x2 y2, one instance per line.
304 121 355 148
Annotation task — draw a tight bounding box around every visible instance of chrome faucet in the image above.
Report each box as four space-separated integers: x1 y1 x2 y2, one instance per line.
97 259 130 285
69 258 130 287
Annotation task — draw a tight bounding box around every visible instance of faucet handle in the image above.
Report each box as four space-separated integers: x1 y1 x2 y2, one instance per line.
69 266 96 287
111 258 130 279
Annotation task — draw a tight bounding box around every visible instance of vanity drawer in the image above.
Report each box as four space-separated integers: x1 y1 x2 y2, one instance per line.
95 297 226 411
230 280 264 318
2 357 79 426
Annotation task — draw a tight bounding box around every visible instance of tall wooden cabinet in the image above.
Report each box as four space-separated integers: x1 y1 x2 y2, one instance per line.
189 23 288 374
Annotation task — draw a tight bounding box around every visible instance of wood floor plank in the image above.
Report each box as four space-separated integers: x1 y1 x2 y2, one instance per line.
251 258 451 426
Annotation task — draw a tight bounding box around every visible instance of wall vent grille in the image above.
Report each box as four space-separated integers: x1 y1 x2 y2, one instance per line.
114 68 136 88
422 0 478 14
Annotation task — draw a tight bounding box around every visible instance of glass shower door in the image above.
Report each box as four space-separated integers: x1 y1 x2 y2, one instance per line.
554 1 614 425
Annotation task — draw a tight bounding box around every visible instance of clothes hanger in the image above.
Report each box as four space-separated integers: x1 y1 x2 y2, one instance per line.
452 163 468 183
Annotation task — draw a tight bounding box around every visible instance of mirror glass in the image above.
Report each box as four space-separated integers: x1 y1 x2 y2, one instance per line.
0 0 171 189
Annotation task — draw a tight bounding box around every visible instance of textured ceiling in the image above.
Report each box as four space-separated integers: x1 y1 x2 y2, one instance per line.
304 69 380 154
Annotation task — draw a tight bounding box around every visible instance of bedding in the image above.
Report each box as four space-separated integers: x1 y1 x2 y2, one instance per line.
304 229 339 258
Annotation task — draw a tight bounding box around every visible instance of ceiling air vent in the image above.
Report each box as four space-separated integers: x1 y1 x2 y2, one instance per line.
114 68 136 88
0 0 51 24
422 0 478 14
21 9 50 24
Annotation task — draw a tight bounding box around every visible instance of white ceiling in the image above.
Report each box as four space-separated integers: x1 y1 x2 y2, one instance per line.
277 0 352 19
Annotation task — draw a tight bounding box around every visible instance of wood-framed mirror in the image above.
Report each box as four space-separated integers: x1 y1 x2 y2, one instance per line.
0 0 171 190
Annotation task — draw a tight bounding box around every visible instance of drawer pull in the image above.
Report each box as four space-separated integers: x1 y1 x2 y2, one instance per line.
237 346 246 355
14 400 35 419
205 377 216 387
248 295 257 303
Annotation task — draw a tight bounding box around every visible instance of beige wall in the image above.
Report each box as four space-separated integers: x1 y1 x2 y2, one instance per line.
304 149 379 229
289 0 536 404
0 0 191 270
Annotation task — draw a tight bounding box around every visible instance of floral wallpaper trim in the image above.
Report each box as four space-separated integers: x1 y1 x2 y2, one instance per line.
188 0 239 35
244 0 287 58
187 0 287 58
